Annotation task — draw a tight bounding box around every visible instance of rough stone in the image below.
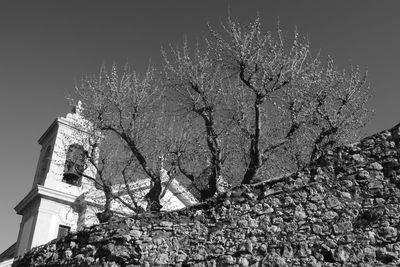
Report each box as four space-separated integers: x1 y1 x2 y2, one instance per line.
369 162 383 170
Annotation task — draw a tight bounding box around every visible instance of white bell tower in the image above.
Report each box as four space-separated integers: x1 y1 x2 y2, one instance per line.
14 102 95 257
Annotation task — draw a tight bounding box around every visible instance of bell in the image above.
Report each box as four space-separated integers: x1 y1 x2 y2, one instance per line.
62 159 85 186
62 144 87 186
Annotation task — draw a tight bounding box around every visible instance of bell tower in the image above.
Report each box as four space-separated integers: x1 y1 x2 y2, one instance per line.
14 102 94 257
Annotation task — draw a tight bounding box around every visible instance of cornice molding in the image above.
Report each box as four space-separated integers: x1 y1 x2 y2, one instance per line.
14 185 77 214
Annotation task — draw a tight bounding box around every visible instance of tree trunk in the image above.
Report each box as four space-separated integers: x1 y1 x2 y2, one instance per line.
242 138 260 184
198 165 218 201
242 99 262 184
310 126 338 163
200 111 221 199
144 176 162 212
96 182 114 223
118 132 163 212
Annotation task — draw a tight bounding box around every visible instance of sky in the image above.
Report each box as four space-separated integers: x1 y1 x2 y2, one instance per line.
1 0 400 253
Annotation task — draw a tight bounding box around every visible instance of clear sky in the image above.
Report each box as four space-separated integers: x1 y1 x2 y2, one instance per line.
1 0 400 253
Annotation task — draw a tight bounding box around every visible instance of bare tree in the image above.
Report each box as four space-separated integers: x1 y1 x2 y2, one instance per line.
71 15 371 209
162 41 234 200
208 17 317 183
83 132 145 222
75 64 175 212
208 16 370 183
304 58 370 164
57 115 149 223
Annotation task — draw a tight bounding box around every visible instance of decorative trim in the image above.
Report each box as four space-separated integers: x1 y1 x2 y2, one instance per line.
38 119 58 145
15 185 77 214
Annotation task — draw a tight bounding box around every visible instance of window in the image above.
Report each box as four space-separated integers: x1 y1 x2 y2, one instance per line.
57 225 71 239
62 144 87 186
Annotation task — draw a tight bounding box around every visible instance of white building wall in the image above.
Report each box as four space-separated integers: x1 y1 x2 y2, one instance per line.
30 198 79 249
16 216 34 257
0 259 13 267
161 189 187 211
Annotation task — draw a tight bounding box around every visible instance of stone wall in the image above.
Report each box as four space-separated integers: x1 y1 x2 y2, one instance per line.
13 124 400 266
